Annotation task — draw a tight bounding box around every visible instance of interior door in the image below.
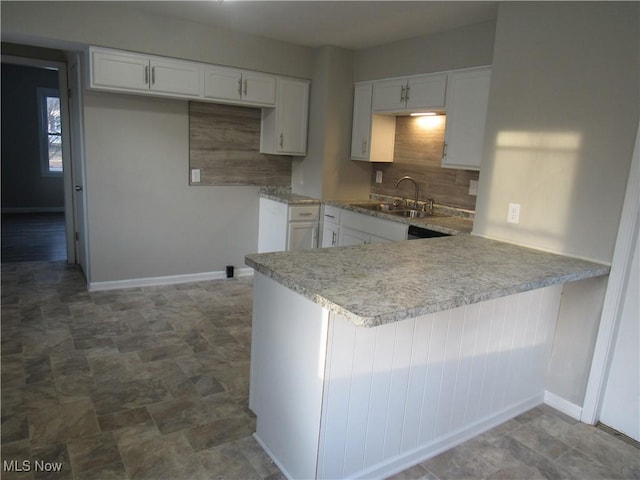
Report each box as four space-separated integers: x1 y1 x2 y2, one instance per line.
68 57 89 277
599 220 639 441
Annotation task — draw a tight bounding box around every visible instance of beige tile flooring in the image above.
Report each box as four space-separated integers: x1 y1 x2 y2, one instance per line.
1 261 638 480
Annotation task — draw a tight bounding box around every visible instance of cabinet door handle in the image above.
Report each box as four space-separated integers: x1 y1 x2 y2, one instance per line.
298 212 313 217
144 65 149 85
279 133 284 148
151 66 155 85
405 84 410 103
442 142 448 159
400 85 406 102
243 79 248 96
332 231 337 245
362 139 367 154
238 77 243 96
324 214 335 219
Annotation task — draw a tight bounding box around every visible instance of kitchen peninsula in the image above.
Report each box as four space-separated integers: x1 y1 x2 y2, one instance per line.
245 236 609 479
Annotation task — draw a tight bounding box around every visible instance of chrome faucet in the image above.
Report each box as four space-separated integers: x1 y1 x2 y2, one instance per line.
394 176 419 209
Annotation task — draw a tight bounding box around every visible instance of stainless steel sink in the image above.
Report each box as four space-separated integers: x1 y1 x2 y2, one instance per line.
351 203 402 212
388 210 446 218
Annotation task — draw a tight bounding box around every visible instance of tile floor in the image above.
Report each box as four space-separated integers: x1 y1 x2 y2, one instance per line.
1 261 638 480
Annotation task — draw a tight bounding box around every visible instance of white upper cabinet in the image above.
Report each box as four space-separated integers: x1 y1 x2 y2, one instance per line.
351 83 396 162
203 66 276 107
90 47 201 98
261 78 310 156
441 67 491 171
372 73 446 113
351 84 373 160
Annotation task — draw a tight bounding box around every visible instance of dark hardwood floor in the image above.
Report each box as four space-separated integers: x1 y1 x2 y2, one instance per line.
1 212 67 263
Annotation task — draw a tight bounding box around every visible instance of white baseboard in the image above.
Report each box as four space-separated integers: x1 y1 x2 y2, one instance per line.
544 390 583 420
2 207 65 213
88 267 254 292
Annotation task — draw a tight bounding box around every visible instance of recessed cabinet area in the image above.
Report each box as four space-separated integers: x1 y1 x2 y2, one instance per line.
351 66 491 170
88 46 310 156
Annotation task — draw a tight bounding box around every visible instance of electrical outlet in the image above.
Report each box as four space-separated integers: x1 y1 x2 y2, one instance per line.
191 169 201 183
376 171 383 183
469 179 478 196
507 203 521 224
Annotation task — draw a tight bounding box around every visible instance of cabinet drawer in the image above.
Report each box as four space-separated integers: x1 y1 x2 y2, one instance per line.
322 205 342 223
289 205 319 221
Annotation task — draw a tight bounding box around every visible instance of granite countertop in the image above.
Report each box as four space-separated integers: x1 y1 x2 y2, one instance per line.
245 235 610 328
324 200 474 235
259 187 321 205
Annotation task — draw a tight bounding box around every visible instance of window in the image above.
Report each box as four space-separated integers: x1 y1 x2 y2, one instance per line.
38 88 63 176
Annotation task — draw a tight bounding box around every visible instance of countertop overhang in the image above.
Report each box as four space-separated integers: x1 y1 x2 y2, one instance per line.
245 235 610 327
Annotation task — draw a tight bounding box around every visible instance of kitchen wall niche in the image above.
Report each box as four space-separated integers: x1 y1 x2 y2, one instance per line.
189 102 291 186
370 115 479 210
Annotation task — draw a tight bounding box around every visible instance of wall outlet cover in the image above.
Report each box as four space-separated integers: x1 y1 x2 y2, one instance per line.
469 179 478 196
507 203 521 224
191 169 201 183
376 171 383 183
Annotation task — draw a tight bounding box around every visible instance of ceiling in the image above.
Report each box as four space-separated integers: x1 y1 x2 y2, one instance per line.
127 1 498 50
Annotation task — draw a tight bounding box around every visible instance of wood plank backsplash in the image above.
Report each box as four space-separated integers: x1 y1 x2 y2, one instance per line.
189 102 291 186
370 115 479 210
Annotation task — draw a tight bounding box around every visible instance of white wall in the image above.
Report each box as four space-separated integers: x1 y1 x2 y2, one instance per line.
83 91 260 283
473 2 639 408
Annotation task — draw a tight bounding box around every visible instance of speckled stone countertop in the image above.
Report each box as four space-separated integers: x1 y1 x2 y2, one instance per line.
324 200 473 235
245 235 610 327
259 187 321 205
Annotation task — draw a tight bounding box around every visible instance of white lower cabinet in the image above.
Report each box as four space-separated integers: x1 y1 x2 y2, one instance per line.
322 206 408 247
258 198 319 252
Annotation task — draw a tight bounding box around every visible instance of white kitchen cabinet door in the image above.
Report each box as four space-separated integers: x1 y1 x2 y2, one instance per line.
203 66 276 106
149 58 201 97
321 221 340 248
338 227 370 246
261 77 310 156
351 83 396 162
288 221 318 251
372 73 447 113
442 67 491 171
405 73 447 110
372 78 407 111
351 84 373 160
242 71 277 106
203 66 243 102
89 47 202 98
90 48 150 92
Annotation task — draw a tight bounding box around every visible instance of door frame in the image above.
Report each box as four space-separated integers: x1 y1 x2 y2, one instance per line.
2 54 75 264
582 122 640 424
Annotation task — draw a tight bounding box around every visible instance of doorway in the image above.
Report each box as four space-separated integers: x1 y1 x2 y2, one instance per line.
1 56 76 266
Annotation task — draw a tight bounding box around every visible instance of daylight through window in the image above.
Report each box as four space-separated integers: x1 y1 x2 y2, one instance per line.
38 88 63 175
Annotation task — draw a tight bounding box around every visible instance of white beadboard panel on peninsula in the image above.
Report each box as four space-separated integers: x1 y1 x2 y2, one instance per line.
250 272 563 479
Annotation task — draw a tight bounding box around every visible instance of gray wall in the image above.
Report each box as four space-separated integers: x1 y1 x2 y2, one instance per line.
354 20 496 82
1 63 64 211
292 46 371 200
473 2 639 406
83 92 260 283
0 1 312 79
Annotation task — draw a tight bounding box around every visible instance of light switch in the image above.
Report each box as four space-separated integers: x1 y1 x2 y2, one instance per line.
376 171 383 183
191 169 201 183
